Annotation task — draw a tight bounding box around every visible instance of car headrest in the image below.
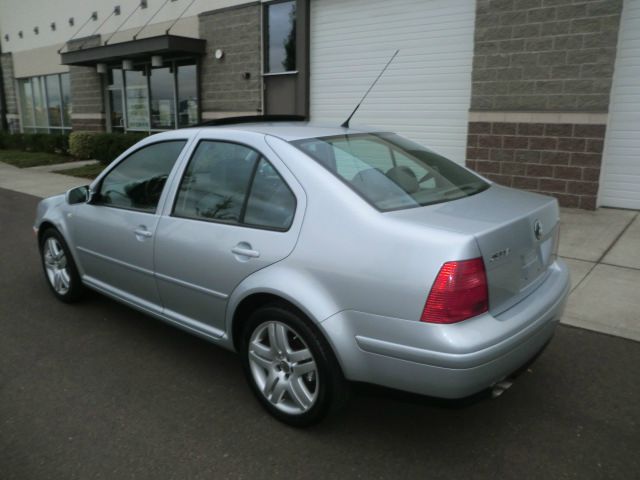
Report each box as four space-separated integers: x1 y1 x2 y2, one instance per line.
385 166 419 194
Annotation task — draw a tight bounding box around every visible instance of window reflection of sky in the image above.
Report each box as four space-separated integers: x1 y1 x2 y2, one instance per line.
268 1 296 73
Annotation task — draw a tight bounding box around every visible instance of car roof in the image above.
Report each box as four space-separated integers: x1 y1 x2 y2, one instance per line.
177 121 386 142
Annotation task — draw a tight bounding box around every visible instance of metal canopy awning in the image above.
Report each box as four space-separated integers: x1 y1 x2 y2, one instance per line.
60 34 206 66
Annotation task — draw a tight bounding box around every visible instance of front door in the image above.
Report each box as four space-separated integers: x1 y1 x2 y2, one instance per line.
72 140 187 309
154 138 301 335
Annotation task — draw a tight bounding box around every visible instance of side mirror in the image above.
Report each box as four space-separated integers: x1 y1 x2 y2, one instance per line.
66 185 91 205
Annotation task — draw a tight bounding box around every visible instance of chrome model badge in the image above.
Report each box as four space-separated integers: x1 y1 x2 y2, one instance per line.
533 219 543 240
489 248 511 262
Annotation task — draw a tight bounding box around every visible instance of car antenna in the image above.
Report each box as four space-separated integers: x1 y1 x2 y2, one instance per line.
341 49 399 129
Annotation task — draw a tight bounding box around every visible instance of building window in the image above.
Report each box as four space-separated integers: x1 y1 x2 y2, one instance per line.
177 63 198 128
265 0 296 74
150 66 174 130
18 73 72 133
108 59 198 132
125 68 150 131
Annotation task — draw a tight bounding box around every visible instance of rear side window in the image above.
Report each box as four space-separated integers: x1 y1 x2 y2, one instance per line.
244 158 296 229
173 140 296 230
174 141 259 222
293 133 489 211
98 140 186 213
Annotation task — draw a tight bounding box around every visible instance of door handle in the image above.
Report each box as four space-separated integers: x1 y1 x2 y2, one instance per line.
134 228 153 239
232 243 260 258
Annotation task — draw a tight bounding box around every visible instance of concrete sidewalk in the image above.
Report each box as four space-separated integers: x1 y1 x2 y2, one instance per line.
1 160 638 342
559 208 640 341
0 160 87 198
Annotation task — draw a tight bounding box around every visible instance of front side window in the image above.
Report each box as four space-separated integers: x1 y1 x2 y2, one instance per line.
174 141 296 230
98 141 186 212
265 0 296 73
293 133 489 211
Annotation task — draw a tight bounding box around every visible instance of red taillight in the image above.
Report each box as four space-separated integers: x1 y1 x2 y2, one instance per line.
420 258 489 324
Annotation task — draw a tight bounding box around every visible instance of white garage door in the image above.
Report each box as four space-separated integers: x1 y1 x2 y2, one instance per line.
309 0 475 164
599 0 640 209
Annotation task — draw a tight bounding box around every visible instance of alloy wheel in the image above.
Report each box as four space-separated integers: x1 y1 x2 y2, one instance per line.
43 237 71 295
248 321 319 415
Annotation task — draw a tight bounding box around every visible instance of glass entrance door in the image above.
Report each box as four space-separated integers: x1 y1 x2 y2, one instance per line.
125 68 150 131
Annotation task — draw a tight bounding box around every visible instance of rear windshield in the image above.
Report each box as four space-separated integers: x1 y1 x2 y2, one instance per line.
292 133 489 211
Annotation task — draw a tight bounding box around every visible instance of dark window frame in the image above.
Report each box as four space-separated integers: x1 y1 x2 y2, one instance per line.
94 139 188 215
171 139 297 232
263 0 298 75
106 57 200 133
18 72 72 133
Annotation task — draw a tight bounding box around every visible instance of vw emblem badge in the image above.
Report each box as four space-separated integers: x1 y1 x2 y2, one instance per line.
533 219 543 240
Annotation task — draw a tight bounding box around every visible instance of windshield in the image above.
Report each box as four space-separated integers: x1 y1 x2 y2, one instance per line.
292 133 489 211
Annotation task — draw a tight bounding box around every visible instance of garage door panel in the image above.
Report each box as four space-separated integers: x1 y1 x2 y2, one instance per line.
310 0 475 164
599 0 640 209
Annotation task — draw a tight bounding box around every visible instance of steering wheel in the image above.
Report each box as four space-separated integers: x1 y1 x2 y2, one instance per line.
144 175 167 203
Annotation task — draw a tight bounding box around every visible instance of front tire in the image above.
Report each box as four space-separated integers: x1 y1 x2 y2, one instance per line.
240 304 349 427
40 228 84 303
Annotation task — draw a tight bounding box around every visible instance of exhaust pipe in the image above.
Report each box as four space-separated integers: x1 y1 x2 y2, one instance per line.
491 380 513 398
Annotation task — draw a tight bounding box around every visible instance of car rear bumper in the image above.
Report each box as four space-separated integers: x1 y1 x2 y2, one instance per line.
320 259 570 398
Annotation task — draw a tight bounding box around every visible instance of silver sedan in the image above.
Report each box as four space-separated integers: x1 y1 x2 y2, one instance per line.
34 121 570 426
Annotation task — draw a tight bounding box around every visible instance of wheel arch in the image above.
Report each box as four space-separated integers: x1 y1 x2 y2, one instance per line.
37 220 58 247
228 269 342 351
230 293 302 352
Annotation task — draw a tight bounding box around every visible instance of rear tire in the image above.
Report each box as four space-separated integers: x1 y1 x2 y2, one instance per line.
39 228 84 303
240 304 349 427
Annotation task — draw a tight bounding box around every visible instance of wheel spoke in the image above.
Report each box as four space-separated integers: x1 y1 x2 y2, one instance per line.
288 376 313 410
59 269 70 289
292 360 316 376
269 377 287 404
249 347 272 371
48 239 60 258
263 371 279 397
252 340 275 360
53 270 62 291
288 348 312 363
268 322 289 354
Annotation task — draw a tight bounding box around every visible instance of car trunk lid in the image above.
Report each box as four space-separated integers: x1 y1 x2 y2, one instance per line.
387 185 560 316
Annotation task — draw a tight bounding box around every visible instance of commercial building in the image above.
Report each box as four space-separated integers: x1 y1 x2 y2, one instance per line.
0 0 638 209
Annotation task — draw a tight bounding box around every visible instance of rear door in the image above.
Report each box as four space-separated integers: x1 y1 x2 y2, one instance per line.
153 132 305 336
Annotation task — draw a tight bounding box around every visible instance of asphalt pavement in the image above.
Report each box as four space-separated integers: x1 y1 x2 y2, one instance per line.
1 187 638 480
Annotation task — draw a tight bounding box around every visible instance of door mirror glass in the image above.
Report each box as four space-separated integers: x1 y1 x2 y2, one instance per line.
66 185 90 205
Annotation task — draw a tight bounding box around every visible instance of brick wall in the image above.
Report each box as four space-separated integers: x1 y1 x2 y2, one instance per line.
468 0 623 210
67 36 105 131
473 0 623 111
199 3 262 117
467 121 604 209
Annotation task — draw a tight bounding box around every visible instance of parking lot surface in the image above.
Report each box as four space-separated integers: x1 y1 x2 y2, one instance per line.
1 188 638 479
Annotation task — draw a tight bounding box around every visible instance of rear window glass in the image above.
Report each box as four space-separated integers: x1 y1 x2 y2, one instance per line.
292 133 489 211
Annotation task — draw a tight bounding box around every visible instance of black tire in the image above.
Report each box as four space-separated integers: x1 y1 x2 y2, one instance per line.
240 304 349 427
39 228 84 303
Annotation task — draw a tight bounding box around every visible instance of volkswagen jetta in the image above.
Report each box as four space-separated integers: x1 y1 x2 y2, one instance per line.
34 120 570 426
